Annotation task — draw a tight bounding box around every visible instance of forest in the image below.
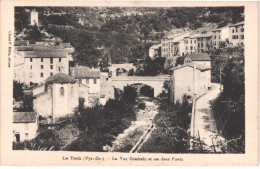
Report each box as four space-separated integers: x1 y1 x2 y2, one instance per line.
15 7 244 67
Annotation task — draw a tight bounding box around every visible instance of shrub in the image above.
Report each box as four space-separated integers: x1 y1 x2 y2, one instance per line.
138 102 146 110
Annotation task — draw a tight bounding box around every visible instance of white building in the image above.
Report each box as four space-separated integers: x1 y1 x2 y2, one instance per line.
169 63 211 103
33 73 89 121
184 53 211 88
30 9 39 26
13 111 38 142
228 21 244 46
70 66 100 94
14 48 71 85
212 26 230 49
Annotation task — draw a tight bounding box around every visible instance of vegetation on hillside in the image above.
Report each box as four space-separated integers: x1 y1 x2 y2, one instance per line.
65 86 137 151
15 7 244 66
210 46 245 153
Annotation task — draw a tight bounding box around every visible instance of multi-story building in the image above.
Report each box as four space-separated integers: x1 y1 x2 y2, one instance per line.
212 26 230 49
184 53 211 88
161 37 170 57
183 36 197 54
194 34 213 52
228 21 244 46
14 50 71 85
70 66 101 94
14 42 74 85
169 63 211 103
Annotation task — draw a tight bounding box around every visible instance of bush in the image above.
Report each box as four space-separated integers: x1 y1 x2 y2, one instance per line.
138 102 146 110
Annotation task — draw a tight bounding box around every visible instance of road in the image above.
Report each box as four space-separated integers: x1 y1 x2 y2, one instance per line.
193 83 225 152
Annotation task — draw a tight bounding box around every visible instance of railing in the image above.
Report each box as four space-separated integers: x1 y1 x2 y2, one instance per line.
190 97 197 138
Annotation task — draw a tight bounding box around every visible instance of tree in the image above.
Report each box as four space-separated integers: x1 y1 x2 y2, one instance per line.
24 25 43 42
123 85 137 103
13 81 24 101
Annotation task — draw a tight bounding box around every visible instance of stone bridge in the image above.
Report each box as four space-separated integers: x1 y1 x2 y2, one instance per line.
112 75 170 97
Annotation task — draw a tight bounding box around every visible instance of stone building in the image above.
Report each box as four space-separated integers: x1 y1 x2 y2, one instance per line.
33 73 89 121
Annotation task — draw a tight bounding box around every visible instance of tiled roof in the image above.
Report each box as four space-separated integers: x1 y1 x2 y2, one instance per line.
186 53 211 61
24 51 67 58
71 66 100 79
13 112 37 123
170 63 211 71
46 73 77 84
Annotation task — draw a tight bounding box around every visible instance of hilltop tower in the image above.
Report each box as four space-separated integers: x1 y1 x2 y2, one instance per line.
30 9 38 26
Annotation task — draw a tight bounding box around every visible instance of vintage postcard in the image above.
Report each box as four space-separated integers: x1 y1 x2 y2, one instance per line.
0 0 258 166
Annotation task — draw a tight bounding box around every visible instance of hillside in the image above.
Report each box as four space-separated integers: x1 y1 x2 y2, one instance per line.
15 7 244 66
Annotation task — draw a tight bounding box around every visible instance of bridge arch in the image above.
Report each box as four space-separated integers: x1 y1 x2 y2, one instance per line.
112 75 170 97
129 83 154 97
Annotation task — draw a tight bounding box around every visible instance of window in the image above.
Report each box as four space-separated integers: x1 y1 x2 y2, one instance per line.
198 43 200 48
25 123 29 130
41 65 43 69
60 87 64 98
232 29 234 33
86 79 89 84
190 46 193 50
241 28 244 32
194 40 196 43
30 65 32 69
30 58 33 62
41 58 43 62
50 72 53 76
50 65 53 69
41 73 43 77
219 35 220 39
79 79 82 84
186 46 188 50
241 42 244 45
232 35 238 39
201 43 204 47
236 28 238 32
50 58 53 63
94 79 97 84
190 40 192 44
59 58 62 62
71 86 74 97
214 35 216 39
58 67 61 72
240 35 244 39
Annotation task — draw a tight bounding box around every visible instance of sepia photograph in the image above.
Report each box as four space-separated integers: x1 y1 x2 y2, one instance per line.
0 0 258 166
12 6 245 153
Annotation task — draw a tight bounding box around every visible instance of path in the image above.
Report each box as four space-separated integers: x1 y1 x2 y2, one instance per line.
193 83 225 152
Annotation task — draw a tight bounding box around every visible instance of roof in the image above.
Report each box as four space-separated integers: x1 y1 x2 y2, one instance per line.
230 21 244 27
192 33 212 38
71 66 100 79
170 63 211 71
186 53 211 61
24 51 68 58
13 112 37 123
46 73 77 84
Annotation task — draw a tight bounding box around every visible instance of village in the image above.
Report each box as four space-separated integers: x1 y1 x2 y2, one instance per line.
13 8 245 153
